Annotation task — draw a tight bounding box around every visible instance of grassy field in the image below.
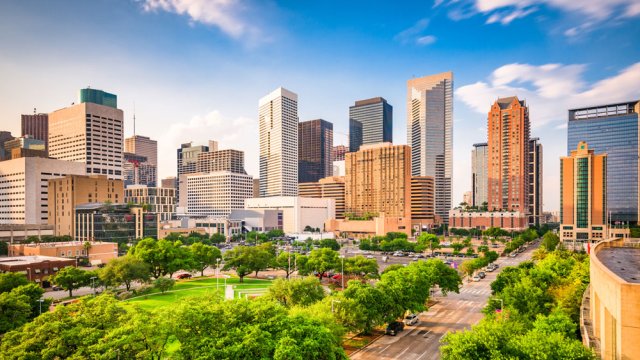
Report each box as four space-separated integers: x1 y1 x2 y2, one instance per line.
125 276 273 310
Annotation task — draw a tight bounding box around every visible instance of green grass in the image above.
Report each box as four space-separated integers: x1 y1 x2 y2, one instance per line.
125 277 273 310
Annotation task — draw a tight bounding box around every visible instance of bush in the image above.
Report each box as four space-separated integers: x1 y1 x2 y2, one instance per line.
153 278 175 294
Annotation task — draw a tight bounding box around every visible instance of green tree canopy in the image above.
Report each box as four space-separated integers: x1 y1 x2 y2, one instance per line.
50 266 90 297
0 272 29 293
267 277 326 307
307 248 340 280
98 255 151 291
189 242 222 276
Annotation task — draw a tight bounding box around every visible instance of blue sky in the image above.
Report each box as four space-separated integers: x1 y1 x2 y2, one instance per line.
1 0 639 212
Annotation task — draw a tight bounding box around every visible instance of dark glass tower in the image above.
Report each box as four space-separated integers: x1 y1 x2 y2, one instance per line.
299 119 333 183
349 97 392 152
79 88 117 108
21 113 49 154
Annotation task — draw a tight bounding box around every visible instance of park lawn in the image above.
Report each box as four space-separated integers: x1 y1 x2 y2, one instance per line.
125 276 273 310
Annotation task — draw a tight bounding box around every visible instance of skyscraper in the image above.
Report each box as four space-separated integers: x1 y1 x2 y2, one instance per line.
177 142 211 176
568 101 640 224
298 119 333 183
487 96 530 213
529 138 543 226
407 72 453 223
125 135 158 186
49 97 124 180
125 135 157 166
21 113 48 154
349 97 392 152
259 87 299 197
471 143 488 208
79 88 117 108
332 145 348 161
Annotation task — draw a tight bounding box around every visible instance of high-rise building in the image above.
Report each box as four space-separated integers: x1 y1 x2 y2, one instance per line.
125 135 157 166
259 87 299 197
411 176 435 224
299 176 346 219
487 96 530 213
472 143 488 208
48 175 124 237
125 185 176 221
0 157 85 225
253 178 260 198
463 191 472 206
161 176 177 189
349 97 392 152
407 72 453 224
560 142 608 248
177 142 210 176
21 113 48 153
197 149 246 174
123 152 157 187
345 143 411 219
529 138 543 226
79 88 117 108
0 131 14 161
178 171 254 218
3 135 47 160
332 145 348 161
49 100 124 180
298 119 333 183
568 101 640 224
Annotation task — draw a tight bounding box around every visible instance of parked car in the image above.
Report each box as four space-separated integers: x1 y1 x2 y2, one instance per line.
177 273 192 279
478 271 486 279
366 255 375 259
472 275 481 282
509 252 517 258
415 254 425 258
52 285 63 291
404 314 419 326
385 321 405 336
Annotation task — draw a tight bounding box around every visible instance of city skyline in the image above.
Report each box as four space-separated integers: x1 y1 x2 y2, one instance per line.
1 1 640 212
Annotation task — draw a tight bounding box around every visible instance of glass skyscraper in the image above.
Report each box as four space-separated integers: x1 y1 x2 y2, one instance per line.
349 97 392 152
567 100 640 224
79 88 117 109
298 119 333 183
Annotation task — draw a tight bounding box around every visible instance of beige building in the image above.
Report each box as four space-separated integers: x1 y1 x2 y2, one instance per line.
245 196 334 234
585 238 640 360
125 135 157 166
449 209 529 231
9 241 118 264
0 157 85 225
48 175 124 237
325 214 411 238
299 176 346 219
197 149 246 174
411 176 436 230
125 185 176 221
179 171 254 218
49 101 124 180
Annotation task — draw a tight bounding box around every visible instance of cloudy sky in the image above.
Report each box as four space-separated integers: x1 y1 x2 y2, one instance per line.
1 0 639 212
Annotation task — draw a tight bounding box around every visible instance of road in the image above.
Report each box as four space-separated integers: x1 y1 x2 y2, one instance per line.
351 242 537 360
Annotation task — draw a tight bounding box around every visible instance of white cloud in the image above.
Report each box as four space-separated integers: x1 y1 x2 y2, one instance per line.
457 62 640 128
416 35 437 46
394 19 437 46
142 0 258 40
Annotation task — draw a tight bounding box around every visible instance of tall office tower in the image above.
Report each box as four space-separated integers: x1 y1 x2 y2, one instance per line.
259 87 299 197
332 145 348 161
345 143 411 218
179 171 254 218
0 131 13 160
568 101 640 224
21 113 48 154
125 185 176 221
79 88 117 108
48 175 124 237
407 72 453 224
197 149 246 174
560 142 608 247
49 94 124 180
528 138 543 226
123 152 156 187
0 158 85 224
125 135 157 166
411 176 435 224
349 97 393 152
487 96 530 213
299 176 346 219
3 136 46 160
472 143 488 208
298 119 333 183
177 142 210 176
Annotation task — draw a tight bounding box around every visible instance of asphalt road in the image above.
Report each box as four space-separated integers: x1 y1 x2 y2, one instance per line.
351 242 537 360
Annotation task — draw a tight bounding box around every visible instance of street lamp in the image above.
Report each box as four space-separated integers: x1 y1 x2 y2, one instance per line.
331 299 341 313
90 276 97 295
38 298 45 315
216 258 222 289
340 256 345 289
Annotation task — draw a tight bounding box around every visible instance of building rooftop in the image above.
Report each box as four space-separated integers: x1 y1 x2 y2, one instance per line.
0 255 73 266
13 241 116 248
597 247 640 283
496 96 525 109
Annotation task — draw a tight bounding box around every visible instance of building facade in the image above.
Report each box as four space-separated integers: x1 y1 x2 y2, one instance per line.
125 185 176 221
75 203 157 242
529 137 543 226
177 141 212 176
9 241 118 264
49 101 124 180
407 72 453 224
568 100 640 224
196 149 246 174
48 175 124 237
472 143 488 208
449 209 529 231
259 87 299 197
123 152 157 187
21 113 48 153
349 97 392 152
79 88 117 108
4 135 47 160
244 196 334 234
0 256 75 286
125 135 157 166
179 171 254 218
0 157 85 225
411 176 436 229
332 145 348 161
298 119 333 183
299 176 346 219
560 142 608 248
161 176 177 189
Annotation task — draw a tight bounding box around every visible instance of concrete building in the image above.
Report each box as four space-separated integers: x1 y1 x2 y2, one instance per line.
197 149 246 174
49 99 124 180
161 176 177 189
299 176 346 219
125 135 157 167
560 142 608 249
333 160 345 177
125 185 176 221
21 113 48 153
568 100 640 224
0 256 75 285
229 209 283 233
177 141 212 177
179 171 254 218
325 214 412 238
332 145 348 161
0 131 14 161
529 137 543 226
123 152 157 187
407 72 453 224
4 135 47 160
298 119 333 183
411 176 436 232
253 178 260 198
244 197 334 234
75 203 158 242
48 175 124 237
585 238 640 360
349 97 392 152
472 143 488 208
487 96 530 213
0 224 54 245
0 157 85 225
463 191 472 206
259 87 299 197
449 209 529 231
9 241 118 264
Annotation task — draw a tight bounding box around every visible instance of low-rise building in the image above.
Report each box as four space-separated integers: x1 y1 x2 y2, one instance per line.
8 241 118 264
299 176 346 219
0 224 54 245
325 213 411 238
0 256 75 286
244 197 334 234
448 209 529 231
75 203 157 243
411 176 436 232
125 185 176 221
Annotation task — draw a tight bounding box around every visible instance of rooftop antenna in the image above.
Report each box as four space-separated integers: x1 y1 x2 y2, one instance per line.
33 107 36 115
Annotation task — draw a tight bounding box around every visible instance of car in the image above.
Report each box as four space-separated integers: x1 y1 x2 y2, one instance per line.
491 244 499 248
52 285 63 291
385 321 405 336
415 254 425 258
366 255 375 259
472 275 481 282
404 314 419 326
478 271 486 279
177 273 192 279
509 252 517 258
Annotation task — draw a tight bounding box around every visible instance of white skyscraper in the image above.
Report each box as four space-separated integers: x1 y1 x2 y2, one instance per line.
407 72 453 224
259 87 299 197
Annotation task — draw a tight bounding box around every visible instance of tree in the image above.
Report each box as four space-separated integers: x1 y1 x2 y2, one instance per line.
10 283 49 318
129 238 192 279
210 232 226 244
417 233 440 254
189 242 222 276
98 255 151 291
0 291 31 333
318 238 340 250
541 232 560 251
51 266 89 297
223 245 273 282
273 251 307 279
154 278 175 293
266 229 285 239
344 256 379 279
460 259 478 278
307 248 339 280
0 272 29 293
267 277 326 307
341 280 392 334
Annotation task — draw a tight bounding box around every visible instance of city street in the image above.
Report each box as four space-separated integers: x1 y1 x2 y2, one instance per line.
351 243 537 360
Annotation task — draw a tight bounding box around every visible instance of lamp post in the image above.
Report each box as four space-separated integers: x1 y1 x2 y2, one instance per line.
26 267 31 281
90 276 97 295
331 299 341 313
216 258 222 289
38 298 45 315
340 255 345 289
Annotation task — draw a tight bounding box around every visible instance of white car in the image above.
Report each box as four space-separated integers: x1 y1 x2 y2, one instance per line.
404 314 419 326
472 275 481 282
